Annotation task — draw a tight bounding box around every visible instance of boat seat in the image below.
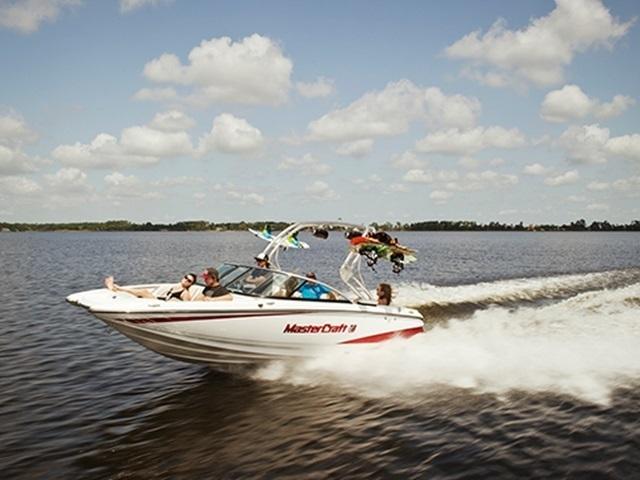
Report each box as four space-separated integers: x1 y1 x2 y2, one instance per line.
149 284 204 301
188 284 204 300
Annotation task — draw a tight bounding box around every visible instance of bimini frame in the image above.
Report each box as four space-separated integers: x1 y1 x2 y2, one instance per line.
257 221 374 301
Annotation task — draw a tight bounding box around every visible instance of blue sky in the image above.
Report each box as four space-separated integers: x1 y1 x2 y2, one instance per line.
0 0 639 224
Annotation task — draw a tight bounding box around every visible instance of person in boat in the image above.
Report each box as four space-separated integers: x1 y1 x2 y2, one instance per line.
296 272 334 300
275 276 300 297
376 283 392 305
104 273 196 301
254 253 270 269
195 267 232 301
244 253 271 287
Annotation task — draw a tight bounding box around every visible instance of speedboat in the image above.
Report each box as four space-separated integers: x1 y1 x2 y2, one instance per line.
67 221 424 369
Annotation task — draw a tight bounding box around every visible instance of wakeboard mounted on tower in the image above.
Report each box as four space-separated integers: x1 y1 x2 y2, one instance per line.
252 221 417 300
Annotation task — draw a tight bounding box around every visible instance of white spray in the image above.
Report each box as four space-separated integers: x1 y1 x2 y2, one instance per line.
254 272 640 405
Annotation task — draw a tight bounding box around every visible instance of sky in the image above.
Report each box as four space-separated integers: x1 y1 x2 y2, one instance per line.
0 0 639 225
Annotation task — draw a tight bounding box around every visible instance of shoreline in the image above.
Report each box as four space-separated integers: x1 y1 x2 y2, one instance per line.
2 219 639 233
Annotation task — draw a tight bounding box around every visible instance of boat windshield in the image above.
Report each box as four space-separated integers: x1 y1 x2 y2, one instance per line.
218 263 349 301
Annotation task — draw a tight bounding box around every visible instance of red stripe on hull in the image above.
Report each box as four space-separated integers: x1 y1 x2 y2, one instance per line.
340 327 424 344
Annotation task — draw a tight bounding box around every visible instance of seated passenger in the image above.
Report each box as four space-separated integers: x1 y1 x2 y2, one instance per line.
245 253 270 287
376 283 392 305
194 267 232 301
105 273 196 301
275 276 300 298
297 272 335 300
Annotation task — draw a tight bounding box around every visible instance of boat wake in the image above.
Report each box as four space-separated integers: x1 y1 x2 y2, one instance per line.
253 270 640 405
396 268 640 321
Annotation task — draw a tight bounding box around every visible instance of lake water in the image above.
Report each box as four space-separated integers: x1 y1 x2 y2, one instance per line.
1 231 639 478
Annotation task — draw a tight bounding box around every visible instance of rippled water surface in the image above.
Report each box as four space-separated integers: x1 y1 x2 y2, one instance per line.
1 231 640 478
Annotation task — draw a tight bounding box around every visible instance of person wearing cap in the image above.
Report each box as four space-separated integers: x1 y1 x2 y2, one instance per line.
195 267 232 301
254 253 270 269
243 253 271 288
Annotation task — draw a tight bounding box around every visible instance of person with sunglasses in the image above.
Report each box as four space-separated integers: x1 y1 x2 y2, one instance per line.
194 267 233 301
104 273 197 301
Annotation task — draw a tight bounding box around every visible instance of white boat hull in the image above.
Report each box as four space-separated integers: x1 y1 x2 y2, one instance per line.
68 287 424 369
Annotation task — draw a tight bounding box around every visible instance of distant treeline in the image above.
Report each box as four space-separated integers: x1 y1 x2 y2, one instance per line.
1 219 639 232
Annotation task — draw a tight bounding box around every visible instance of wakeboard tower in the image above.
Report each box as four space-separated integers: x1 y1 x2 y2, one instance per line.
255 222 417 285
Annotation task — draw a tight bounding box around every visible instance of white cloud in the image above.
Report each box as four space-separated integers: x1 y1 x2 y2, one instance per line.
305 180 339 200
0 0 81 34
523 163 551 175
557 124 640 164
104 171 161 200
544 170 580 186
446 170 518 191
587 203 609 211
594 95 636 119
149 110 195 132
143 34 293 106
278 153 331 176
151 176 205 188
430 190 453 201
105 171 139 188
391 151 426 170
353 174 384 191
445 0 634 88
386 183 409 193
0 175 41 195
0 112 38 147
612 176 640 192
435 170 460 182
53 125 193 169
587 181 610 191
403 169 433 184
226 190 265 205
0 145 39 175
307 80 480 142
44 167 92 195
540 84 634 122
606 134 640 161
415 126 526 155
120 0 170 14
51 109 196 170
403 169 463 185
53 133 147 169
557 124 609 164
132 87 178 102
335 139 373 158
197 113 263 154
296 77 335 98
540 85 594 122
422 86 481 130
568 195 586 202
121 126 192 157
0 112 42 175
